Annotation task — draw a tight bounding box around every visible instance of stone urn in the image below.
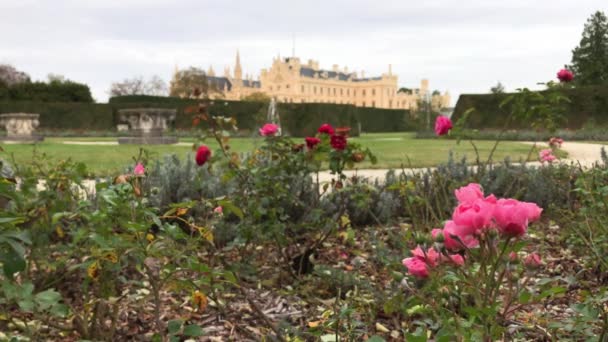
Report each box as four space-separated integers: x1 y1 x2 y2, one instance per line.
117 108 178 144
0 113 44 142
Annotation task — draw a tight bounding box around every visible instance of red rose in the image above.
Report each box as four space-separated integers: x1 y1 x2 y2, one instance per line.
330 134 347 150
305 137 321 149
195 145 212 166
318 123 335 135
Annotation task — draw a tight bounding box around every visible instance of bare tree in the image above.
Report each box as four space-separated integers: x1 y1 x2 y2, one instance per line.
0 64 30 86
144 75 168 96
109 75 168 97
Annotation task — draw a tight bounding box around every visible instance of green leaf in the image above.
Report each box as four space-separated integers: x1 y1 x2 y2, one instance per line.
518 291 532 304
217 199 243 220
0 217 25 224
167 319 183 334
367 336 386 342
35 289 62 310
18 299 34 312
1 248 26 279
183 324 204 337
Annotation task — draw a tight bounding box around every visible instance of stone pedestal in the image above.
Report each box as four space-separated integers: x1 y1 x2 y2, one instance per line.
0 113 44 143
117 108 178 145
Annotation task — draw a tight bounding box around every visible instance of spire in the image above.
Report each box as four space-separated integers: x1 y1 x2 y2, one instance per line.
234 50 243 80
207 65 215 77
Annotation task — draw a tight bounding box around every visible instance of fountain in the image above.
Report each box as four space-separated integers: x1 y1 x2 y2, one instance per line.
0 113 44 142
267 97 282 136
117 108 178 144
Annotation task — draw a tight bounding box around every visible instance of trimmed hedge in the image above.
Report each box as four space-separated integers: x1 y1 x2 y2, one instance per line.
110 95 418 136
0 95 419 136
0 80 94 103
452 85 608 129
0 101 113 130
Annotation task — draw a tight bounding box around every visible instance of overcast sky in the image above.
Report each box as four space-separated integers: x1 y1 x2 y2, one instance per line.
1 0 606 104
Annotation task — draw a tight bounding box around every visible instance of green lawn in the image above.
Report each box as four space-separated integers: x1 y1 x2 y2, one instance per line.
1 133 539 177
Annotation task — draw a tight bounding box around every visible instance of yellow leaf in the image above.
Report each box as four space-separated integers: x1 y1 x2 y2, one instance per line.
307 320 322 328
194 225 214 243
146 233 155 242
55 225 65 238
375 322 389 333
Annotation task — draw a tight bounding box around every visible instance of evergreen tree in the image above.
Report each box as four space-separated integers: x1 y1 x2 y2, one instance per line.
570 11 608 85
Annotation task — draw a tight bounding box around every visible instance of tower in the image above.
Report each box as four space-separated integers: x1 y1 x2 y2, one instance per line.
234 50 243 81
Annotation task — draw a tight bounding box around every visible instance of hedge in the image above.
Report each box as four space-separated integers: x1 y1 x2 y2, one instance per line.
452 85 608 129
110 95 418 136
0 96 419 136
0 81 94 103
0 101 113 130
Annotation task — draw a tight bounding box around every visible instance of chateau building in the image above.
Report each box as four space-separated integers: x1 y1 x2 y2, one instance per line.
172 52 450 110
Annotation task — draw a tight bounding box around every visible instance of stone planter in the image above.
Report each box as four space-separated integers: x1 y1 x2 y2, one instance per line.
0 113 44 142
117 108 178 144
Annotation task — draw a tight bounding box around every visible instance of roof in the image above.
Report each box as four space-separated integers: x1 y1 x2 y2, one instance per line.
299 67 382 82
207 76 232 91
207 77 260 90
242 79 261 88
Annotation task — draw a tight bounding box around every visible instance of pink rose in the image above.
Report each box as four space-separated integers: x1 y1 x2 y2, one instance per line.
557 69 574 83
539 149 557 163
549 137 564 148
259 123 279 136
440 221 479 250
411 246 440 267
454 183 484 205
318 123 335 135
448 254 465 266
524 253 542 268
521 201 542 222
134 162 145 176
509 252 518 262
402 257 429 278
493 199 530 237
434 115 453 136
452 199 494 236
213 206 223 215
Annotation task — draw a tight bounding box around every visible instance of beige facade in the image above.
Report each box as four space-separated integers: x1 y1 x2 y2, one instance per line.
174 52 450 110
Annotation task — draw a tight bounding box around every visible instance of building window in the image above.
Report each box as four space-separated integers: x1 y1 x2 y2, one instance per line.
333 88 336 96
372 89 376 96
269 86 273 91
313 86 317 94
362 90 366 96
389 100 392 108
301 85 305 93
362 101 366 107
286 84 290 89
278 85 281 90
372 101 376 107
320 87 323 95
346 89 349 96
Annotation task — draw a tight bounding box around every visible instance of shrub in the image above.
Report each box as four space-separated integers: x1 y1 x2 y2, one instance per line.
452 85 608 129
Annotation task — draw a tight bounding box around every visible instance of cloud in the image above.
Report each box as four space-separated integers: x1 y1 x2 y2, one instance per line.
1 0 606 103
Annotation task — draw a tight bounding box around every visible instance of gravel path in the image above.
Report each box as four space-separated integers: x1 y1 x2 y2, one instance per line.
316 141 608 183
526 141 607 167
